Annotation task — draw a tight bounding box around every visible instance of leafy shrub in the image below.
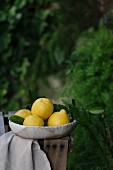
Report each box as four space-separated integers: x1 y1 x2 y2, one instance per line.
63 27 113 111
0 0 101 112
100 9 113 29
61 24 113 169
67 105 113 170
0 0 62 111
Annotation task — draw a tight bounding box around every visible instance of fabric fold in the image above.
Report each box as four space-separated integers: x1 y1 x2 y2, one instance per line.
0 131 51 170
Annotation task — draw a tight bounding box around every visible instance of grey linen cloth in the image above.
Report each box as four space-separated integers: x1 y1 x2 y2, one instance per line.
0 131 51 170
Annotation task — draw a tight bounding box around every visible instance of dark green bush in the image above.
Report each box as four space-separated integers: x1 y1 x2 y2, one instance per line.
62 25 113 169
100 9 113 29
0 0 63 111
67 106 113 170
0 0 101 112
64 27 113 111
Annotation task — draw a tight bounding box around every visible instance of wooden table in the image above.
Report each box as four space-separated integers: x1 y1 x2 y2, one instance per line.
0 111 73 170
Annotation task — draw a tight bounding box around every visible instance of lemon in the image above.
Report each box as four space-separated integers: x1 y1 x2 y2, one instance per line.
23 115 44 126
31 98 54 120
15 109 31 119
47 109 70 126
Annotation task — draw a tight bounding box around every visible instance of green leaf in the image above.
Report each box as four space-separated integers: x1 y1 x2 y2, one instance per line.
62 99 79 122
28 89 37 104
87 107 104 114
14 0 27 9
78 111 89 125
9 6 17 16
53 104 68 112
72 99 76 106
9 115 24 125
26 104 32 110
40 9 51 20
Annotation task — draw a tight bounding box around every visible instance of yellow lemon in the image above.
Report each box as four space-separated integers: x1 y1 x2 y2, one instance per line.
47 109 70 126
23 115 44 126
31 98 54 120
15 109 31 119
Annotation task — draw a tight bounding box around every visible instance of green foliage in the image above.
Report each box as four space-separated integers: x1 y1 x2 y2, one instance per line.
64 27 113 111
67 105 113 170
0 0 60 111
61 22 113 169
100 9 113 29
0 0 101 112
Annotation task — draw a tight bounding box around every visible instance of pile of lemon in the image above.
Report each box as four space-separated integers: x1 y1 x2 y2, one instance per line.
9 98 70 127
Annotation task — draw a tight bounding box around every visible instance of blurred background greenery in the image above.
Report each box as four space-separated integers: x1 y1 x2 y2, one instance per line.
1 0 113 169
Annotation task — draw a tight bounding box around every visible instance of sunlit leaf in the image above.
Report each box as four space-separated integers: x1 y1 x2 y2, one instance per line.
88 107 104 114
